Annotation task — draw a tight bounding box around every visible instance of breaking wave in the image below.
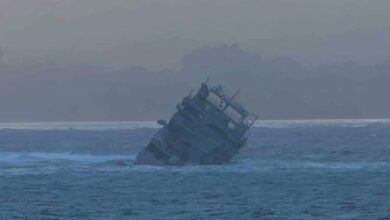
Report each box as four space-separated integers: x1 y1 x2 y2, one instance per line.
168 159 390 173
0 152 135 164
0 121 161 130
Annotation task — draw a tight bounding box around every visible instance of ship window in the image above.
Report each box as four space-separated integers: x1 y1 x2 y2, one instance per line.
219 101 224 108
225 106 243 123
207 92 226 110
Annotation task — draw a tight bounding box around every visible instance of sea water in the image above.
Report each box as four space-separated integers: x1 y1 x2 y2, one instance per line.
1 120 390 219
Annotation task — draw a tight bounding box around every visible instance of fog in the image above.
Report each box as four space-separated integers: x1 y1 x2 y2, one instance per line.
0 0 390 121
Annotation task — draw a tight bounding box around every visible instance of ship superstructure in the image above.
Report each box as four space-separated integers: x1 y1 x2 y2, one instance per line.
135 80 257 165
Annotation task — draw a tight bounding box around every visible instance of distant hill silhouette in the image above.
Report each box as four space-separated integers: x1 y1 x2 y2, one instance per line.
0 45 389 121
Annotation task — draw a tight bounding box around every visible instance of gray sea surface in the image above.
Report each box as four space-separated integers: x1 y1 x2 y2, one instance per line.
1 120 390 219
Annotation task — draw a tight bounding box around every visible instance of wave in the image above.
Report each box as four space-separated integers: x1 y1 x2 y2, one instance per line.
0 152 135 163
1 150 389 176
128 159 390 174
0 121 162 130
275 160 390 170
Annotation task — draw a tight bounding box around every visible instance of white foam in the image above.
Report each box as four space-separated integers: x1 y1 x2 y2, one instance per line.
238 159 390 172
0 121 162 130
130 159 390 174
0 152 135 163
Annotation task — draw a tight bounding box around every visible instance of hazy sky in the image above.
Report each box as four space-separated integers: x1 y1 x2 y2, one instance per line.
1 0 390 69
1 1 390 121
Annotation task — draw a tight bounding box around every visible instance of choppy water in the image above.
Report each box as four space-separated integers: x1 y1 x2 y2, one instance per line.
1 120 390 219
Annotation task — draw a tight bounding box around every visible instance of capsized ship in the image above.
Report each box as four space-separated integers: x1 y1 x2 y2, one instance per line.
135 79 257 165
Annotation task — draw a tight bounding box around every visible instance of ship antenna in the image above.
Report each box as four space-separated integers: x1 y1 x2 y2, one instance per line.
204 77 210 85
231 88 241 101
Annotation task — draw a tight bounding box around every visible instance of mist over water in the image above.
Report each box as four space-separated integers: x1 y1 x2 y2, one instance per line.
1 120 390 219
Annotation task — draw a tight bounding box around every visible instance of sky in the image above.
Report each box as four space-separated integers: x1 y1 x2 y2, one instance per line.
1 0 390 70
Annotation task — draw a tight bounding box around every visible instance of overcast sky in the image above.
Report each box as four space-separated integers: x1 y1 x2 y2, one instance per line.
1 0 390 70
1 1 390 120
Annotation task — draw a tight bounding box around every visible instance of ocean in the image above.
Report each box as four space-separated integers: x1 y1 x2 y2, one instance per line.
1 120 390 219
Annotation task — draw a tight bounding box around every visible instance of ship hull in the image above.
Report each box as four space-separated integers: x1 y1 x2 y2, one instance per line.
135 113 240 166
135 147 168 166
135 135 237 166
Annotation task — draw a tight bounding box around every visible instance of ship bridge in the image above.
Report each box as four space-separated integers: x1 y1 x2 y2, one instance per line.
202 81 257 128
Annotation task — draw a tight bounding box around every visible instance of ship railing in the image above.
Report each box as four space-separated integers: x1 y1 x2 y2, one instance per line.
244 113 258 127
200 80 258 126
209 86 249 117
